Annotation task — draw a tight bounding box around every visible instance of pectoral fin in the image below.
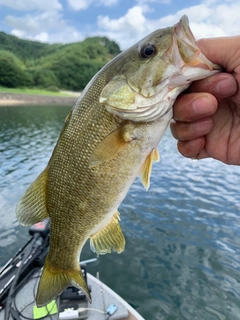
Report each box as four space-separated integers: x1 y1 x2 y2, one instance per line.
89 126 136 167
90 211 125 255
16 167 49 226
140 148 160 191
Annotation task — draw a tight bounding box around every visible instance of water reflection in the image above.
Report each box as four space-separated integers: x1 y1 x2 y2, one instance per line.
1 106 240 319
0 105 70 238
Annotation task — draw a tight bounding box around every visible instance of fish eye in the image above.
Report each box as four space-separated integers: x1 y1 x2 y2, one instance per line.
139 43 157 59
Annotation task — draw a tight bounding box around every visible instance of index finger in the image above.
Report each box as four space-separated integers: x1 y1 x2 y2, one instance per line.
197 37 240 72
188 72 237 98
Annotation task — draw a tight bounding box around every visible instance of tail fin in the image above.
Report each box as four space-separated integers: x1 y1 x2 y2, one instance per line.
36 256 91 307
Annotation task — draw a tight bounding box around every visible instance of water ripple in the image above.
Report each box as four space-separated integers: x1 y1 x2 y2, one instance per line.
2 109 240 319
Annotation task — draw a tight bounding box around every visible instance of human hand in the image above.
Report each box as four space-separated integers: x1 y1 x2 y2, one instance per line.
171 37 240 164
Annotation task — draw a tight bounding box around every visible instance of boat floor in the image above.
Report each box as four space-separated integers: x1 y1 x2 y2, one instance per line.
0 269 144 320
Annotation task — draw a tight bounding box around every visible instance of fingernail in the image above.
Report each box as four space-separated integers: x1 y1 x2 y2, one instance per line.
192 96 214 115
215 77 237 97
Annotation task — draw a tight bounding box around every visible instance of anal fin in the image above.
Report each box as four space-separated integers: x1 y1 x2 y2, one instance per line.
140 148 160 191
90 211 125 255
16 167 49 226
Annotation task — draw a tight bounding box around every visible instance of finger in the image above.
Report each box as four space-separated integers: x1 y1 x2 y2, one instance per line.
177 138 209 159
188 72 237 98
197 37 240 72
170 117 213 141
172 93 217 122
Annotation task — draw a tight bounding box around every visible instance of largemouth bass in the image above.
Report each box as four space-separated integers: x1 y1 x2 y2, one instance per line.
16 15 221 306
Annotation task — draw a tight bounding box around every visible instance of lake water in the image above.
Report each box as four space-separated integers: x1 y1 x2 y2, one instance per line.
1 105 240 320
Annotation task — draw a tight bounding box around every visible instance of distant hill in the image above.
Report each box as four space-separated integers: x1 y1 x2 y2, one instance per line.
0 32 121 91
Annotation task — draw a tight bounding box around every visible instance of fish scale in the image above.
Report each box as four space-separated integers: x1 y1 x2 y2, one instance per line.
16 15 221 306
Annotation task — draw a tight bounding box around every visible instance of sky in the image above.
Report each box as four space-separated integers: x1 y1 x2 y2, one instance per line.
0 0 239 49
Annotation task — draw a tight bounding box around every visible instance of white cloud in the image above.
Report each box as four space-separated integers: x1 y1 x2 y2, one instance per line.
137 0 171 4
68 0 91 10
5 12 63 34
97 5 168 48
12 30 49 42
67 0 119 11
2 0 240 50
98 6 146 33
34 32 49 42
102 0 119 6
6 11 84 43
212 3 240 35
10 29 25 39
0 0 64 43
97 0 240 49
0 0 62 11
134 0 171 14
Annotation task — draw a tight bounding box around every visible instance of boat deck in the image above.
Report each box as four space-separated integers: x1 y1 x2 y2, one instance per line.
0 269 144 320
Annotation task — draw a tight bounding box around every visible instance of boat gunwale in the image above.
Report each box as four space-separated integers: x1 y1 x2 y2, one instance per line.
87 273 145 320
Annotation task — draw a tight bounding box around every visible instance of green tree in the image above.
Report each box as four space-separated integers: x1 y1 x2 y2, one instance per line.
50 57 103 90
0 32 121 90
29 69 60 88
0 57 27 87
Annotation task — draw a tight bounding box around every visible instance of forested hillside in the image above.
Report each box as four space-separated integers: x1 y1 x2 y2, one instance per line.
0 32 121 91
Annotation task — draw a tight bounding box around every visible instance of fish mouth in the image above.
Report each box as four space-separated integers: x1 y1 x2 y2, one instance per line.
175 15 196 48
173 15 221 71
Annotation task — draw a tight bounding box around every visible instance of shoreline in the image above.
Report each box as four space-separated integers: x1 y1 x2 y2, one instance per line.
0 92 79 106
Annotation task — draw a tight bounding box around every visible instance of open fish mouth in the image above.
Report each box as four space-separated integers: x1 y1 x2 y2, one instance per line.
172 15 221 73
175 14 198 56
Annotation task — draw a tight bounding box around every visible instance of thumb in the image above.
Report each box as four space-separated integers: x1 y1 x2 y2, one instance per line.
197 36 240 73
